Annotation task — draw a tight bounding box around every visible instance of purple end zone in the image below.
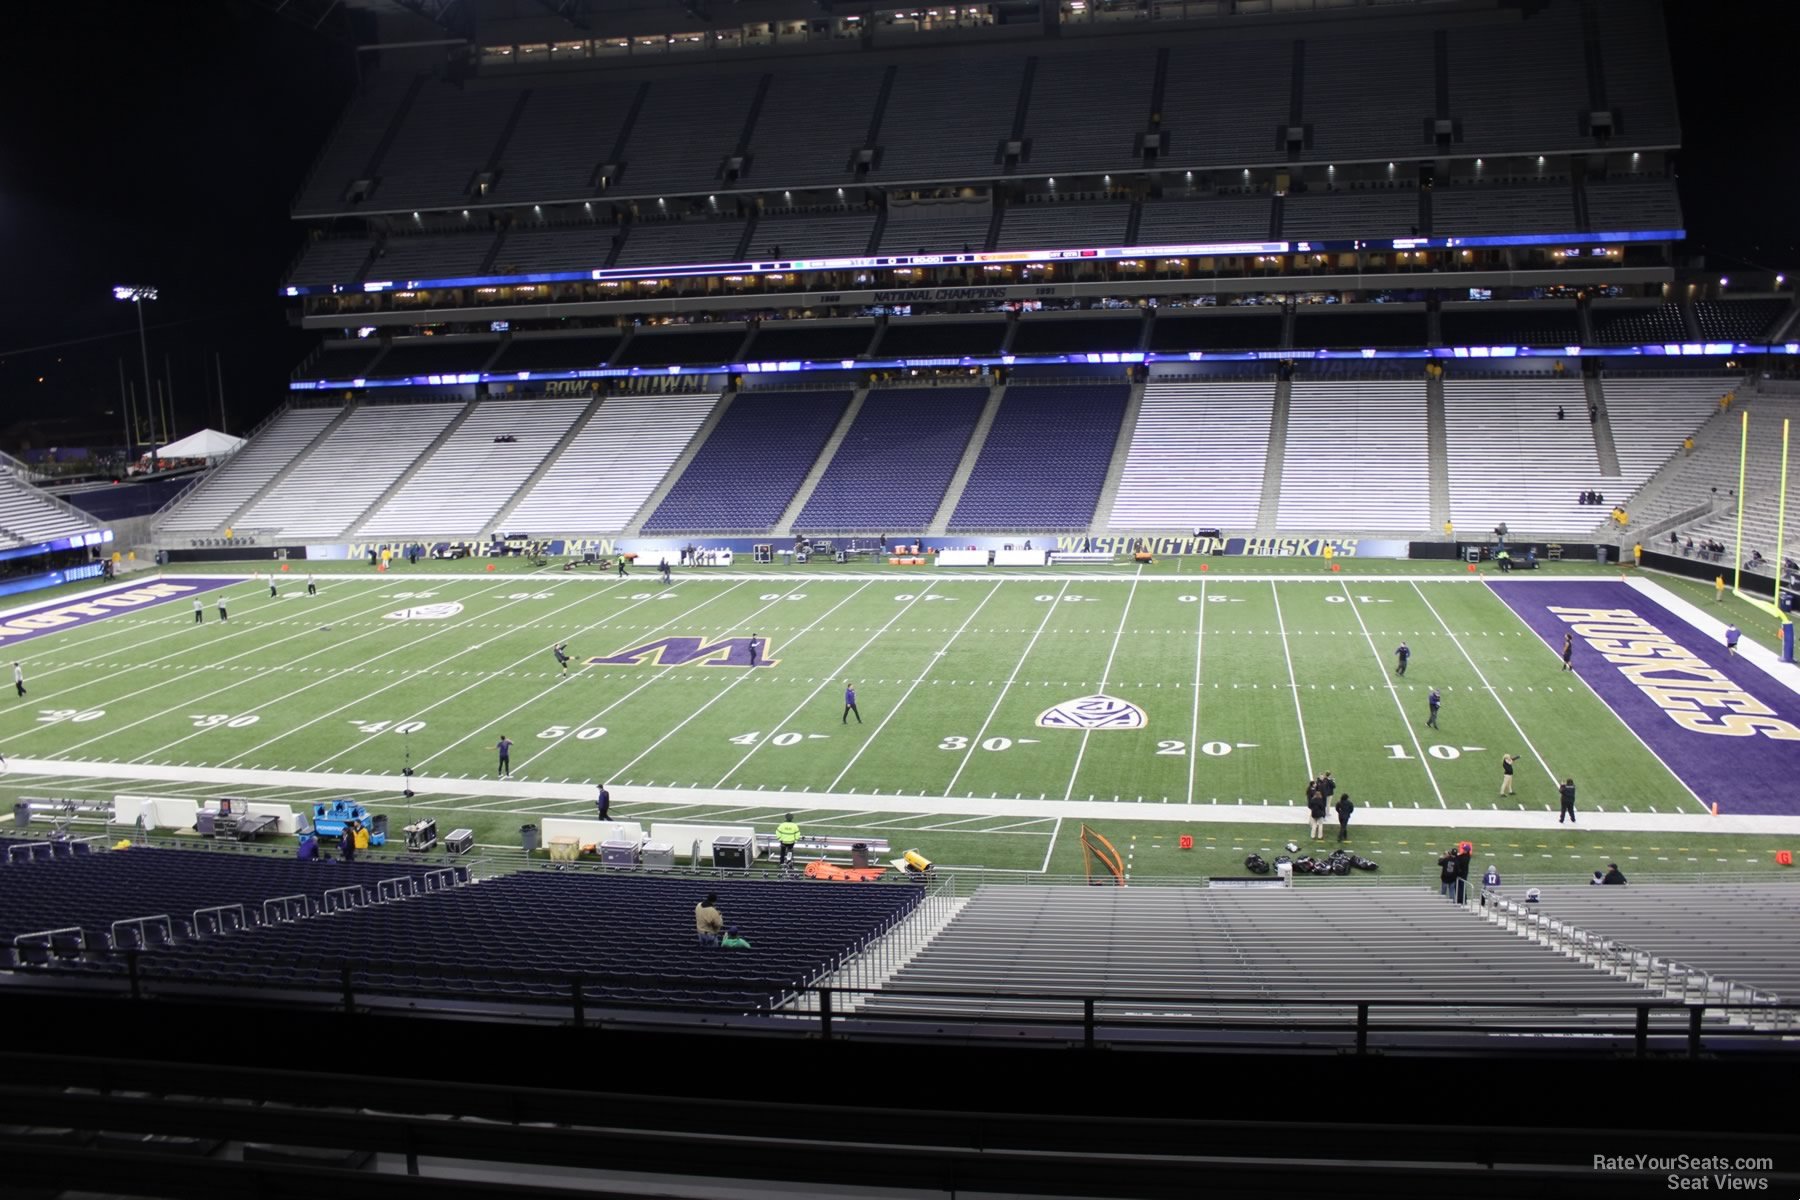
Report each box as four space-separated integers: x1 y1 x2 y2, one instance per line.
1490 580 1800 817
0 577 243 651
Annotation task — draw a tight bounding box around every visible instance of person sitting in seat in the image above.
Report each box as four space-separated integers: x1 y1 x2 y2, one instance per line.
694 893 724 946
720 925 753 950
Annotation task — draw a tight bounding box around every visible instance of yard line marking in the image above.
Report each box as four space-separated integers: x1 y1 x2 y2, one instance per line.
1040 815 1061 872
713 584 931 786
1064 565 1143 801
339 580 739 771
1410 581 1557 787
1338 579 1445 807
982 816 1059 833
508 581 818 774
944 581 1069 799
167 579 621 766
1187 577 1206 804
23 575 536 760
917 813 1003 831
4 579 383 688
827 579 1003 792
1 583 430 739
1269 581 1314 781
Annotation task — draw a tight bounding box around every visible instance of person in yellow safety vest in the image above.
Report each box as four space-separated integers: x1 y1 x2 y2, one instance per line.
1443 520 1454 539
1715 574 1726 603
1633 542 1643 565
775 813 801 868
1322 543 1335 563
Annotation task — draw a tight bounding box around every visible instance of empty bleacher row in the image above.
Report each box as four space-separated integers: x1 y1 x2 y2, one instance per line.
949 384 1129 531
296 1 1677 221
357 398 591 537
234 402 466 540
0 846 455 965
1109 378 1274 530
1279 379 1430 531
0 845 918 1015
160 407 344 533
504 392 719 534
860 884 1685 1032
132 872 919 1012
0 470 99 548
643 390 852 534
1483 883 1800 1003
171 367 1749 542
1600 377 1731 509
1623 388 1800 561
796 386 986 531
1445 377 1596 536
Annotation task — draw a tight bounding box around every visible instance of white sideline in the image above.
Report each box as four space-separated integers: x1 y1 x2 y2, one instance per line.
9 757 1800 836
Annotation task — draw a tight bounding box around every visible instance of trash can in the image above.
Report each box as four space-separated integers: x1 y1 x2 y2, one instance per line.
12 802 29 831
520 823 540 854
1596 546 1609 564
851 843 870 869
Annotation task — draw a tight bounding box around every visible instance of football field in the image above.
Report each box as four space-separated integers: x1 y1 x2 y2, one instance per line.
2 562 1795 882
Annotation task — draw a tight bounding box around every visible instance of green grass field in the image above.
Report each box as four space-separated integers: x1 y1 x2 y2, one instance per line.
2 558 1793 884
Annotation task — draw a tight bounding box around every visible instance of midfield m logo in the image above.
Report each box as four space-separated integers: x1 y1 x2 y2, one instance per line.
586 635 776 668
1037 695 1148 730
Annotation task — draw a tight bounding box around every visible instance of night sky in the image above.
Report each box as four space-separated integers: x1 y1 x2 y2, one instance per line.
0 2 1789 455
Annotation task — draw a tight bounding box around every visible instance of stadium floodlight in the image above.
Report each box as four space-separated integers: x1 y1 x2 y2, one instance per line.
113 284 159 453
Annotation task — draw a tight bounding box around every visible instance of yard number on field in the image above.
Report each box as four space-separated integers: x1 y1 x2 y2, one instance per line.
939 735 1035 752
348 719 427 735
190 713 260 729
538 725 608 740
730 731 829 746
1157 740 1241 756
1386 744 1480 760
36 708 104 725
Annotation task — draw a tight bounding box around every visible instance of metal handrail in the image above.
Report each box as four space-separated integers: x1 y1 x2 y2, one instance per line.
261 894 314 924
109 915 173 950
323 885 369 914
192 904 247 937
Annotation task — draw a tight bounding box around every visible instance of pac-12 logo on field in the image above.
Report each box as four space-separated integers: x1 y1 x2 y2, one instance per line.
1037 695 1148 731
383 603 464 621
586 635 775 668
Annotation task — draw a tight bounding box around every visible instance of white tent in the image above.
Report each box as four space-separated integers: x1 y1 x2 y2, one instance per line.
155 428 246 461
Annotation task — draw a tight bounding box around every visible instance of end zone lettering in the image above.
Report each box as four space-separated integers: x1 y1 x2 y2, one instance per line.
1549 607 1800 741
0 581 205 645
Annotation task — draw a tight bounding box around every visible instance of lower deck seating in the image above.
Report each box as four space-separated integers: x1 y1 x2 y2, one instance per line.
949 384 1128 531
1110 378 1275 529
1278 379 1428 531
1445 377 1596 535
863 885 1677 1030
0 847 451 964
796 387 986 531
123 872 920 1013
644 390 852 533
